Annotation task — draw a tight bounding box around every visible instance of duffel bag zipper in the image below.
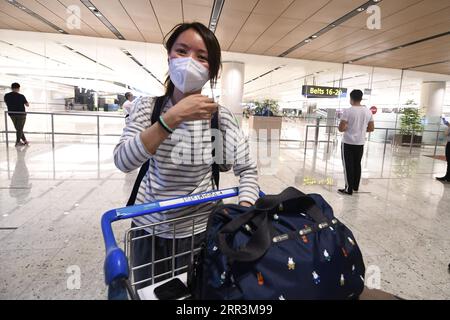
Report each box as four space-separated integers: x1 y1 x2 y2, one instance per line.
272 219 339 243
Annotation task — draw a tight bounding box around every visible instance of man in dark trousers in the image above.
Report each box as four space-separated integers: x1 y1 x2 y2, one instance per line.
338 90 375 195
436 118 450 182
4 83 30 147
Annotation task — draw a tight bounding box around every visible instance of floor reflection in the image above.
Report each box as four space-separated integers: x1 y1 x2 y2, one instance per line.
9 145 32 204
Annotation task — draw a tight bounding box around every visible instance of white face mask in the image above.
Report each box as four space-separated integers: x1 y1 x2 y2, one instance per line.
169 57 210 94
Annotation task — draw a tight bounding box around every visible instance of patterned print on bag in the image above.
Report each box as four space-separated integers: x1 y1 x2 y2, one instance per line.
340 274 345 286
323 249 331 262
312 271 321 285
287 257 296 270
347 237 356 246
220 271 226 285
257 272 264 286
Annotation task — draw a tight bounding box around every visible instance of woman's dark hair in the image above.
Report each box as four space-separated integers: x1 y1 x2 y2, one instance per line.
163 22 222 98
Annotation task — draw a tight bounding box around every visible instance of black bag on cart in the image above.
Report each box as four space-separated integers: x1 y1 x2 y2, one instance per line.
188 187 366 300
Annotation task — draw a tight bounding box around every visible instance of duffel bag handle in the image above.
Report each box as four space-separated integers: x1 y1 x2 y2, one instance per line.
255 187 328 224
217 187 328 262
217 209 272 262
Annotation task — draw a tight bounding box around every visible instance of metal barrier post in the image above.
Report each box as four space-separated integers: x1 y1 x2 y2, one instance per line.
314 118 320 147
326 126 331 154
4 111 9 148
409 129 415 154
51 113 55 149
304 125 309 157
383 128 389 160
97 115 100 148
434 126 440 156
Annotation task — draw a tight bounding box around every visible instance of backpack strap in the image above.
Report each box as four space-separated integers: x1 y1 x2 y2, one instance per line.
126 96 165 206
211 110 220 190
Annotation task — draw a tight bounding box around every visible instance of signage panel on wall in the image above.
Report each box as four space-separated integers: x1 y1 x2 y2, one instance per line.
302 85 347 98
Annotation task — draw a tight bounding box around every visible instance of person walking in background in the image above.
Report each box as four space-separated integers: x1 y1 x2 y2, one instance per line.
4 83 30 147
338 90 375 195
122 92 134 118
436 117 450 182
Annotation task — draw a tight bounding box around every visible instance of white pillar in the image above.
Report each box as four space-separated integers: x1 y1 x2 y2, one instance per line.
421 81 446 144
421 81 446 118
219 61 245 124
93 92 98 111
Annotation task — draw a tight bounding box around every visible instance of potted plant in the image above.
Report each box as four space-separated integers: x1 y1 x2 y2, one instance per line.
394 105 424 146
248 99 282 140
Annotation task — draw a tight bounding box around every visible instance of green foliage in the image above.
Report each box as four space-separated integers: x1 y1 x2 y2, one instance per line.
400 108 424 135
251 99 280 116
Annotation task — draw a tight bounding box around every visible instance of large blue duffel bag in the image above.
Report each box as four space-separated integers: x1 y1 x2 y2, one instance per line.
188 187 366 300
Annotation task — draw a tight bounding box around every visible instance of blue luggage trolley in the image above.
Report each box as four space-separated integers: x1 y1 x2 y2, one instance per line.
101 187 263 300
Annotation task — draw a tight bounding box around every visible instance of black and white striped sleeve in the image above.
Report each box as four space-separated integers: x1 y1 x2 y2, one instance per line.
113 97 155 173
220 107 259 205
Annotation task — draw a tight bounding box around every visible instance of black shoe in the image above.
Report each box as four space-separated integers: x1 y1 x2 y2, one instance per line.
436 176 450 182
338 188 353 195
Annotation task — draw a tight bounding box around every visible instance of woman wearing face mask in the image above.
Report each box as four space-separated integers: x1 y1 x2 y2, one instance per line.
114 22 259 289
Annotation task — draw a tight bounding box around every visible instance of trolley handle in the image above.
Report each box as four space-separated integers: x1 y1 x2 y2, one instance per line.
102 187 265 286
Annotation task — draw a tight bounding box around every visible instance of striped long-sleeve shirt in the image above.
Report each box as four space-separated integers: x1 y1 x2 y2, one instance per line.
114 96 259 238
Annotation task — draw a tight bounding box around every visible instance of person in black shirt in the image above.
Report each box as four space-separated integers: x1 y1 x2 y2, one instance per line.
4 83 30 146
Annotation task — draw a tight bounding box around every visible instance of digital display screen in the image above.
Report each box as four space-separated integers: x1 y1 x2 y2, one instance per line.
302 85 347 98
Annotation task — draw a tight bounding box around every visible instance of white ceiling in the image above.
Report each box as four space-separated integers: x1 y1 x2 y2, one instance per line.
0 0 449 74
0 29 449 107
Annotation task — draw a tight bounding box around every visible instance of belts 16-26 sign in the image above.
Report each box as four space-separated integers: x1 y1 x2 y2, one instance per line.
302 85 347 99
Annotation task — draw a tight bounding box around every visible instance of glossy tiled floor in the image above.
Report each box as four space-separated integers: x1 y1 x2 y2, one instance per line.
0 133 449 300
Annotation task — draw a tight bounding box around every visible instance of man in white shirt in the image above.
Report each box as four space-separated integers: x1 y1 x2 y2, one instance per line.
122 92 134 117
338 90 375 195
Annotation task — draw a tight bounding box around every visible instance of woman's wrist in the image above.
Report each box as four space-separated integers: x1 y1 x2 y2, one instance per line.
163 108 183 129
239 201 253 207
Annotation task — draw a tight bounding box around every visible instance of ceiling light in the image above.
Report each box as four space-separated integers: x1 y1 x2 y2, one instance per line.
209 0 224 33
121 50 164 86
81 0 125 40
278 1 385 58
6 0 68 34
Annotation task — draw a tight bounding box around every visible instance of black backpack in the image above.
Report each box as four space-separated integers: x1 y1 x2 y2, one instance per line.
126 96 222 206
